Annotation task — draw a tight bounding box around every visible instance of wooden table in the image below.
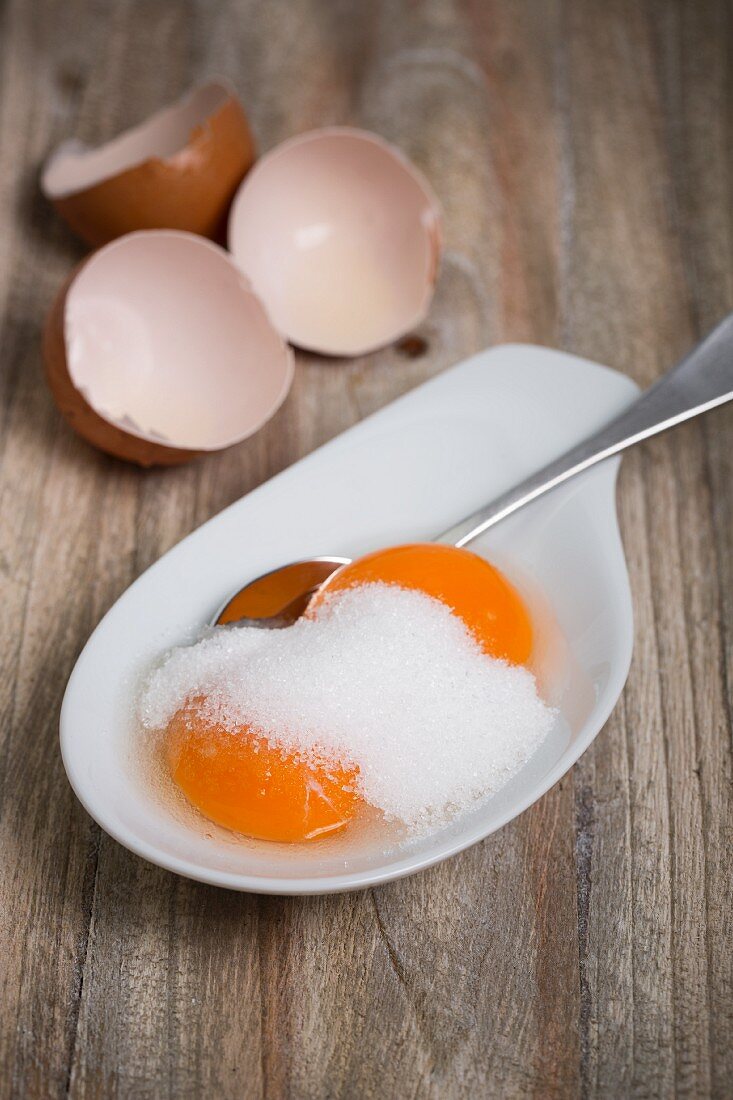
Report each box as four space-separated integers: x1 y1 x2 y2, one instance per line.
1 1 730 1096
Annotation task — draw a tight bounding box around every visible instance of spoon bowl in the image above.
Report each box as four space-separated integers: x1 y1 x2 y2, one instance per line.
214 556 348 627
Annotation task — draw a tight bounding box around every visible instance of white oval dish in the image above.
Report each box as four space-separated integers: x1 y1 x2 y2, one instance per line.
60 345 638 894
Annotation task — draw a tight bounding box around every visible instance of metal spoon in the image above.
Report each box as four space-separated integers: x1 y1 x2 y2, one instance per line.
215 314 733 629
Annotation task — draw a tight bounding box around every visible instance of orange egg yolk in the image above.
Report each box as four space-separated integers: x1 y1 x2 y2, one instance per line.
165 543 532 842
312 543 532 665
165 702 360 843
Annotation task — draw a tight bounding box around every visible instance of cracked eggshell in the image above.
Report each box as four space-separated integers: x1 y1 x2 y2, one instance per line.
42 231 294 467
227 127 442 357
42 80 255 247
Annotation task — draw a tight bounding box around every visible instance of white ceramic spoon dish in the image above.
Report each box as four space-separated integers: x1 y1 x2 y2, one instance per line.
61 344 640 894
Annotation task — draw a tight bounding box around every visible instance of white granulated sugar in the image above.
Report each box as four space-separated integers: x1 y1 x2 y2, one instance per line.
140 583 554 831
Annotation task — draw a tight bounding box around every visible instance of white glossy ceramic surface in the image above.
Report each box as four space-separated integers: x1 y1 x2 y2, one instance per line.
60 345 639 894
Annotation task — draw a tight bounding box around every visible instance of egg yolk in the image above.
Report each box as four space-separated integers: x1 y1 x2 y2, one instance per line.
164 543 532 842
165 701 360 843
312 543 532 665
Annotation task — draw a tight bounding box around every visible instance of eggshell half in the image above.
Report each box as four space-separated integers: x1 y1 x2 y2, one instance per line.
43 231 294 467
42 80 255 247
228 128 442 356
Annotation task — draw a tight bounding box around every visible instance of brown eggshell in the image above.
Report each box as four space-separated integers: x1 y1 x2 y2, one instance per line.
228 127 443 357
42 231 294 467
43 267 198 466
42 80 255 247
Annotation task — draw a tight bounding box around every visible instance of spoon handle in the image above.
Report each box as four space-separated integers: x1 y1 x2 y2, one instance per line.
437 313 733 548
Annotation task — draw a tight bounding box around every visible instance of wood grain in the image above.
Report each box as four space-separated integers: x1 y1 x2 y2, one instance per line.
0 0 730 1096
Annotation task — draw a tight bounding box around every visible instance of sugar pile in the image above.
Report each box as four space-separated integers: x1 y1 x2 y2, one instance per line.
140 583 554 832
